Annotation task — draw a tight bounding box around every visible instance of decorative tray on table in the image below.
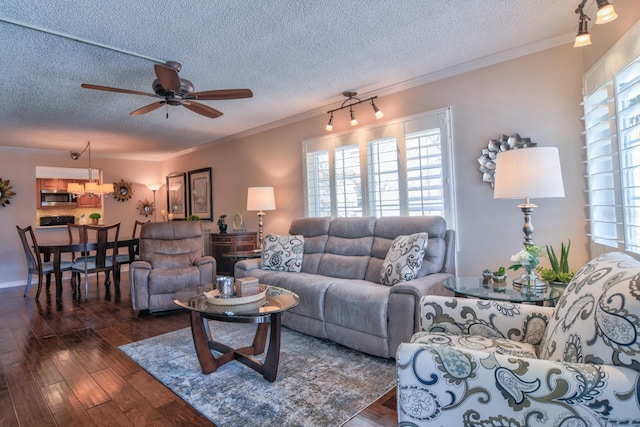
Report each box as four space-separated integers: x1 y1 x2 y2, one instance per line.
204 284 268 306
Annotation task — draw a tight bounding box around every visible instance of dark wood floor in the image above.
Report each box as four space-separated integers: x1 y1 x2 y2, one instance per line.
0 273 397 426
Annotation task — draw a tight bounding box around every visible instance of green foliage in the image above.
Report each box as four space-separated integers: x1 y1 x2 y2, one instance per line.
492 266 506 277
186 215 201 221
89 212 101 219
541 240 575 283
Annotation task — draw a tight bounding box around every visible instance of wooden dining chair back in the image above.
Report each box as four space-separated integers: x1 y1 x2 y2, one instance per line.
115 220 149 282
16 225 72 300
71 223 120 300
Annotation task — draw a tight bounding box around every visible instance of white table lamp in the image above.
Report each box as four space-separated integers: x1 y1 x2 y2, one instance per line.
247 187 276 249
494 147 565 247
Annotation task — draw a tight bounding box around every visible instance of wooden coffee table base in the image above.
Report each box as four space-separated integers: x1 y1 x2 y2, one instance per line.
189 310 282 382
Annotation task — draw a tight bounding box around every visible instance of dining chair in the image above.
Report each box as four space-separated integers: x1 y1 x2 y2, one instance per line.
71 223 120 300
115 220 148 282
16 225 73 300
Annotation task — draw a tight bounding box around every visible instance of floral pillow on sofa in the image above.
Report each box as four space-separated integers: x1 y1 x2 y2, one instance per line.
260 234 305 272
380 232 428 286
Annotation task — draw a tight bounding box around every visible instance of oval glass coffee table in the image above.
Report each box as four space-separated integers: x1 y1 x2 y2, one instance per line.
442 276 561 305
173 284 299 382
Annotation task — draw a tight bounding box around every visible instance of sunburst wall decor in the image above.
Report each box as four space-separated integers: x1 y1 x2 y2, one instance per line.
0 178 17 207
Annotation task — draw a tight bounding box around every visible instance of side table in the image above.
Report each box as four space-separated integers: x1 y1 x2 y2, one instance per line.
442 276 561 305
222 250 262 275
210 232 257 275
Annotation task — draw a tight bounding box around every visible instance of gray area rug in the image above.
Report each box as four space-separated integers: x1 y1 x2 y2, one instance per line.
119 321 396 427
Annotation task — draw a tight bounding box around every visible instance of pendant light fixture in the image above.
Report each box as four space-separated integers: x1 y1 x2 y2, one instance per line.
67 141 114 197
325 91 383 131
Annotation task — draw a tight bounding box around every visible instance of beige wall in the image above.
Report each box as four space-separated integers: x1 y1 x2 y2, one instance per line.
167 43 589 279
2 10 639 288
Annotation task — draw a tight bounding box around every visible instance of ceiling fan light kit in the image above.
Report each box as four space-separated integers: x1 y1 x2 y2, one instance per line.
573 0 618 48
81 61 253 119
325 91 383 131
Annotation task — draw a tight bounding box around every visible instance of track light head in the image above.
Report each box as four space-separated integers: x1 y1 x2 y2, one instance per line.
574 16 592 47
325 113 334 131
350 107 358 126
371 100 384 119
595 0 617 24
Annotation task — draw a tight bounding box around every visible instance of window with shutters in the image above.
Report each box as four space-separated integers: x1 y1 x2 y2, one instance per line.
302 108 456 229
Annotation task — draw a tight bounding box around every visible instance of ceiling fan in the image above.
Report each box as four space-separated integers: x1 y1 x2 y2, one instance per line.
81 61 253 119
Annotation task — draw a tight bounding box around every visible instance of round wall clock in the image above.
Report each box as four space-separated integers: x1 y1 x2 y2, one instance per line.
113 179 134 202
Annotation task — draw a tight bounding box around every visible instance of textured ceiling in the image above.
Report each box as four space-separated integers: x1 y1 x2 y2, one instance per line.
0 0 579 160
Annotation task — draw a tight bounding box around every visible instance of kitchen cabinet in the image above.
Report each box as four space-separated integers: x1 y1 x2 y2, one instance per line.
210 232 257 275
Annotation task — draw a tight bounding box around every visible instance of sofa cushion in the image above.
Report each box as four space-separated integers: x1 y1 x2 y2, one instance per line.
289 217 331 274
538 252 640 371
317 217 375 280
411 331 539 359
368 216 447 282
259 234 304 272
380 232 428 286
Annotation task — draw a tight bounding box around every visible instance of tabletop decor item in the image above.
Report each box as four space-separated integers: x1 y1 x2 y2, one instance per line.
509 245 545 296
537 240 575 285
113 179 133 202
481 269 493 285
217 214 228 233
0 177 16 207
89 212 101 225
491 266 507 290
137 198 154 217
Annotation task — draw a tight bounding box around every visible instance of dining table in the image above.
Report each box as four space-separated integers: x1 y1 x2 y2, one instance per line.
37 237 138 299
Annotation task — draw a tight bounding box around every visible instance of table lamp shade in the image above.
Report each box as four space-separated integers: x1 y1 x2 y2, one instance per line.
247 187 276 211
494 147 565 200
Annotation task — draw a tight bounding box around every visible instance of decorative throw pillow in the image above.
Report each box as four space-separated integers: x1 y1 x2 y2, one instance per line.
380 232 428 286
259 234 305 272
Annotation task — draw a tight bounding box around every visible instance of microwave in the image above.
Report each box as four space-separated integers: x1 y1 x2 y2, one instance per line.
40 190 77 207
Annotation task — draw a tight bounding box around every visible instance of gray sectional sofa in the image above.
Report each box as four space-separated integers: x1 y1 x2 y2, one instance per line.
235 216 455 358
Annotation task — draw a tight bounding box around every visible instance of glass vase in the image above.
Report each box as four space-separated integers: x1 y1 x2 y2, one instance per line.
520 270 537 297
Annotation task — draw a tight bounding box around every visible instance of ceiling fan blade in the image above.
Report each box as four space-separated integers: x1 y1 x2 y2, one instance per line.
81 83 153 97
188 89 254 100
154 63 181 93
183 101 223 119
130 101 166 116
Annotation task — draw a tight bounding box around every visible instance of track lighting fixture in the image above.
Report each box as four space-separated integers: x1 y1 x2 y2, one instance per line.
573 0 617 48
325 91 383 131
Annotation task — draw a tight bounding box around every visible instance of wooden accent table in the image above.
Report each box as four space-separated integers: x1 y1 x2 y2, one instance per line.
173 285 299 382
210 232 257 275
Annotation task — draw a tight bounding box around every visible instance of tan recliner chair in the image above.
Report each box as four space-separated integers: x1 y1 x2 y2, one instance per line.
130 221 216 313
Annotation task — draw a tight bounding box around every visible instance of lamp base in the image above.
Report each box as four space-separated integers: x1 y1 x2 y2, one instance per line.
517 198 538 247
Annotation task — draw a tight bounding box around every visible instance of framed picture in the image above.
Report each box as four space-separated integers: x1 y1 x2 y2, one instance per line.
166 172 187 220
188 167 213 221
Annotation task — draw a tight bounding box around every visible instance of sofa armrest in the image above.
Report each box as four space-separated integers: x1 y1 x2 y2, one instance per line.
397 341 640 425
418 295 554 345
193 255 216 285
387 273 454 357
129 260 152 311
234 258 261 278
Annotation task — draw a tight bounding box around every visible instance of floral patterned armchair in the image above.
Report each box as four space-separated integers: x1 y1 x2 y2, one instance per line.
396 252 640 426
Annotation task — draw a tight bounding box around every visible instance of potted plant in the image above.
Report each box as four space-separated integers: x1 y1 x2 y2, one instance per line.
492 266 507 290
537 240 575 285
482 269 493 285
217 214 228 234
89 212 101 225
186 215 201 221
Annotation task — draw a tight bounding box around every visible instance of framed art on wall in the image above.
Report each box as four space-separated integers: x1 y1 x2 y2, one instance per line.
188 167 213 221
166 172 187 220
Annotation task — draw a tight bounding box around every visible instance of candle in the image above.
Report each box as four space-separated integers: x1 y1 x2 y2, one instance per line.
168 213 174 221
161 209 166 216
